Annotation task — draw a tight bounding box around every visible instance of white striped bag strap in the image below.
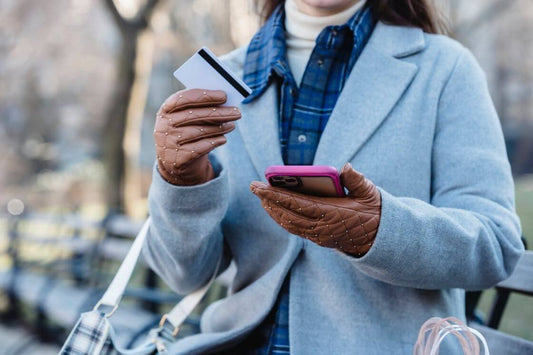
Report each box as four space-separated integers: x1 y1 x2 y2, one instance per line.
94 216 222 335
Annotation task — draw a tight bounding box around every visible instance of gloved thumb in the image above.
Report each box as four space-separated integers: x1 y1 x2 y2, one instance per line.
340 162 373 198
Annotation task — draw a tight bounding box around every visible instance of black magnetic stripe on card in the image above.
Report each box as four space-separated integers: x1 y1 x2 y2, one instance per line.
198 49 251 98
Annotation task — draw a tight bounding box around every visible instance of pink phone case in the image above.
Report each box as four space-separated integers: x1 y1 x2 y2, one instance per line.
265 165 345 197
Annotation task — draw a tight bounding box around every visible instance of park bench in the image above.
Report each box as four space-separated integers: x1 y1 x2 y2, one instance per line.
466 247 533 354
0 323 60 355
0 211 209 350
1 210 531 353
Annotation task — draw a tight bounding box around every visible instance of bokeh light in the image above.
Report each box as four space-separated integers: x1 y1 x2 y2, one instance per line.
7 199 25 216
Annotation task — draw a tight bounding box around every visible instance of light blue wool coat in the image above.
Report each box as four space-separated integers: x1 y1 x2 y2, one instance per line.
142 22 525 354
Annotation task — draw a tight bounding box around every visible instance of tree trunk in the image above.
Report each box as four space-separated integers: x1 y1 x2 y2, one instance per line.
123 31 155 218
102 30 138 213
102 0 160 213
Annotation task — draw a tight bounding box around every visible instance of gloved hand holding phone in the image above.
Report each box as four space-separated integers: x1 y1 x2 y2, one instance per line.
154 89 241 186
250 163 382 257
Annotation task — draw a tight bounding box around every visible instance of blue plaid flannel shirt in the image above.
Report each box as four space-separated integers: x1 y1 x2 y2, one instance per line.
237 4 375 353
243 3 375 165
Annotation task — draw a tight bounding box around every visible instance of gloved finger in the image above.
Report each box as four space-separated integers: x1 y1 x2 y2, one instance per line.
291 216 374 252
261 198 317 225
160 89 227 113
260 200 350 249
158 122 235 145
158 135 227 169
308 217 366 245
250 181 329 220
260 199 318 237
340 162 375 198
161 106 241 127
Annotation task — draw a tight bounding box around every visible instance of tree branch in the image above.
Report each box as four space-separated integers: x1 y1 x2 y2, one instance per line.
103 0 129 29
131 0 160 29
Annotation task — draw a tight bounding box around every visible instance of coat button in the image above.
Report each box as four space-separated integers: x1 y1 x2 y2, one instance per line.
298 134 307 143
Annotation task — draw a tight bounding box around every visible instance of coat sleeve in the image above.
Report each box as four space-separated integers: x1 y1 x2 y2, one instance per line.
343 46 524 290
142 152 230 294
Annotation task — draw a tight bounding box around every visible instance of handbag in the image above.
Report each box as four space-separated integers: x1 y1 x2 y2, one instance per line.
60 217 222 354
414 317 489 355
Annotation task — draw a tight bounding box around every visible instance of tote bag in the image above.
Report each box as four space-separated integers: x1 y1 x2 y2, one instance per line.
60 217 221 354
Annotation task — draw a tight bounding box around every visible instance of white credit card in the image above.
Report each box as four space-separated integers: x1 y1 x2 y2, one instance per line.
173 47 252 107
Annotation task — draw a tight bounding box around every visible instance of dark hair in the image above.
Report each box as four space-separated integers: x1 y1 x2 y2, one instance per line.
256 0 448 34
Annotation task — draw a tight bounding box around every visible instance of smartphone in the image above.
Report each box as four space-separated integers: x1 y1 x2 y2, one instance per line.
265 165 345 197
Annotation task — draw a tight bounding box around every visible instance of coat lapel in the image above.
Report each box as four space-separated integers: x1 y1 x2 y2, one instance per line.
236 22 426 177
313 23 424 169
237 84 284 179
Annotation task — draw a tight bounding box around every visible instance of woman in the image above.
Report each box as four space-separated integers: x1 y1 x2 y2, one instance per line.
144 0 524 353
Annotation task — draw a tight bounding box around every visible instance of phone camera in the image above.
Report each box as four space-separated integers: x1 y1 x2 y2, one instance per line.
269 176 301 188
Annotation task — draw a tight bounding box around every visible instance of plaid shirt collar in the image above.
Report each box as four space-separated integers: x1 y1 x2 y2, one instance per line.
243 3 374 103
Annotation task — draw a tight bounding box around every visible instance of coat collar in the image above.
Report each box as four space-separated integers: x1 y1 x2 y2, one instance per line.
236 22 426 179
373 22 426 58
242 3 375 104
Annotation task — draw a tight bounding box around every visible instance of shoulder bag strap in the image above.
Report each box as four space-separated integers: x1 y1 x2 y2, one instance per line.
94 217 221 329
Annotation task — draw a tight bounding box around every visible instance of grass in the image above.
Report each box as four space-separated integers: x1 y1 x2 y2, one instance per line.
476 175 533 341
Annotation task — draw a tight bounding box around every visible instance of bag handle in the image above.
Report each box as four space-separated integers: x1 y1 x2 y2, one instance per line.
93 217 221 334
414 317 489 355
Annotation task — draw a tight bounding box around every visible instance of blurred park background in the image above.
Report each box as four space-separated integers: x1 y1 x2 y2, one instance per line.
0 0 532 353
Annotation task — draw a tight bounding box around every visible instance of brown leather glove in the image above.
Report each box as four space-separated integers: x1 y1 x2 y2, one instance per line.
154 89 241 186
250 163 382 257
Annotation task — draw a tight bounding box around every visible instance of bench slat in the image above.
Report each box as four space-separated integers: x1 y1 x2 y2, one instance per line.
0 213 206 348
105 216 143 238
0 270 163 344
496 251 533 296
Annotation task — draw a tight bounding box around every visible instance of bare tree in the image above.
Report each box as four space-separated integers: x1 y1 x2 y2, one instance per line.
102 0 160 213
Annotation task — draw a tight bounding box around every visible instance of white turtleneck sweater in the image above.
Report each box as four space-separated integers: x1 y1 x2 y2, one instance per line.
284 0 366 85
